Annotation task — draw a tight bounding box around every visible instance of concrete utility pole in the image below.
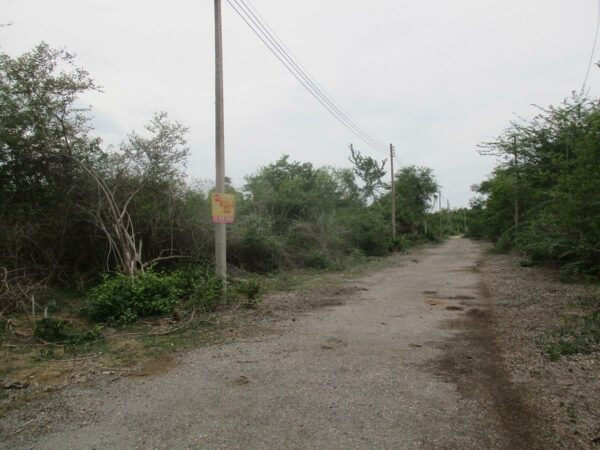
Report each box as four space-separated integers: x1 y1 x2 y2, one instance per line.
390 144 396 240
438 191 443 240
214 0 227 280
513 136 519 230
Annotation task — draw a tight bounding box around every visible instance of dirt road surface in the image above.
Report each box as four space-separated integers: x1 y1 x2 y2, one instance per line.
2 238 551 449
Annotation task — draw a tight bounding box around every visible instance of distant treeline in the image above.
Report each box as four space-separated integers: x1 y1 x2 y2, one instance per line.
468 94 600 280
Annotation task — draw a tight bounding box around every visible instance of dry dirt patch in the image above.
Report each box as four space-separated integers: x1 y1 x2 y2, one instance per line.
481 252 600 449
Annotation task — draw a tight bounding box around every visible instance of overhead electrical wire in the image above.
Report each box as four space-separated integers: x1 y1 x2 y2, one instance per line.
227 0 388 154
582 0 600 93
225 0 389 155
241 1 388 151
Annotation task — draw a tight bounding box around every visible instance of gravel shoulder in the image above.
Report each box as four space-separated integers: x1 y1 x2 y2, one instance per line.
480 251 600 449
1 238 597 449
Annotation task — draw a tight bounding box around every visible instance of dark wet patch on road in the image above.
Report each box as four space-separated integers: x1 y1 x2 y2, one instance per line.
428 287 554 450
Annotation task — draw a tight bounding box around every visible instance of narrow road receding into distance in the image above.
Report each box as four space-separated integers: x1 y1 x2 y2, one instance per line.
9 238 543 449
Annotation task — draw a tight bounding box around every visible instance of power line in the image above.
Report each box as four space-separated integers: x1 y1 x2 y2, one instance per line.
243 1 383 144
227 0 387 154
582 0 600 93
225 0 389 155
233 0 387 152
241 0 389 151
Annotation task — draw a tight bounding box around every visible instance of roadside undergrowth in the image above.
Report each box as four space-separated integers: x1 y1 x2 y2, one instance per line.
0 251 406 416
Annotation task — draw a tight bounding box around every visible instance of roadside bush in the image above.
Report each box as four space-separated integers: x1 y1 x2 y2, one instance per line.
84 270 181 324
304 251 330 269
493 230 513 253
84 267 224 324
234 278 262 308
390 235 411 252
344 211 390 257
228 216 288 273
172 266 223 311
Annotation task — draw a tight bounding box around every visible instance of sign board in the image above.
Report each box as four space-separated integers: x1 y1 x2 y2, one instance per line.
211 193 235 224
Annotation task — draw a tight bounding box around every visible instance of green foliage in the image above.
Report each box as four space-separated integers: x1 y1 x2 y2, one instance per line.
541 311 600 360
390 235 411 252
471 94 600 279
1 44 445 324
171 266 223 311
239 155 432 268
343 208 391 256
392 166 439 235
348 146 387 203
228 215 288 272
304 251 330 269
84 267 223 324
234 278 262 308
34 318 102 344
0 43 102 281
84 270 182 324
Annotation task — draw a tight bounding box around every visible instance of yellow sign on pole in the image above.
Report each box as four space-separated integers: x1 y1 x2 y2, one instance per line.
211 193 235 224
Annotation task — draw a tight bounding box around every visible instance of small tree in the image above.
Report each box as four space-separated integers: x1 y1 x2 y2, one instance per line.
391 166 439 235
348 145 387 204
81 113 189 277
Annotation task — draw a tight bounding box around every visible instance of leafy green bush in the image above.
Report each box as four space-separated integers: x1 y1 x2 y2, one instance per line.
234 278 262 308
34 317 101 344
390 235 411 252
84 270 181 324
345 210 390 257
84 267 224 324
304 251 330 269
228 215 288 273
171 266 223 311
493 230 513 253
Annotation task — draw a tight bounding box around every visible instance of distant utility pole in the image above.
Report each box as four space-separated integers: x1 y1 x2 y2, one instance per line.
390 144 396 240
513 136 519 230
214 0 227 280
438 191 443 240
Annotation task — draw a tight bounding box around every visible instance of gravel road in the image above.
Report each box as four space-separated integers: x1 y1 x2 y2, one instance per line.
2 238 547 449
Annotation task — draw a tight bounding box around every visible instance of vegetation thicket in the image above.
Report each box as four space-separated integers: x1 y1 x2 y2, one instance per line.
468 94 600 281
0 44 446 332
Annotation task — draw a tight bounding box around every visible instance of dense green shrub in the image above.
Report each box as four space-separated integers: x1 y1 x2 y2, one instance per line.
84 270 182 324
84 267 224 324
344 210 390 256
390 235 411 252
234 278 262 308
471 95 600 279
303 251 330 269
228 215 288 273
171 266 223 311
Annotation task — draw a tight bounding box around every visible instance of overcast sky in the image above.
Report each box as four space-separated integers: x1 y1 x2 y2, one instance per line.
3 0 600 206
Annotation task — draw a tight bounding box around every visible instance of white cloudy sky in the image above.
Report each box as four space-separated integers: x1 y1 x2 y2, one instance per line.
2 0 600 206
